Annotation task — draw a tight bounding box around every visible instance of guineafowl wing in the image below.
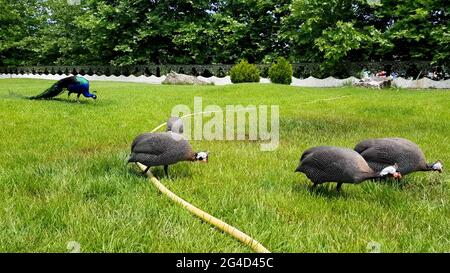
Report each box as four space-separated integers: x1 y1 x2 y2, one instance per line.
129 132 193 166
128 152 161 164
132 136 168 156
359 147 393 164
300 146 333 162
354 139 375 154
131 132 186 155
300 152 343 183
358 146 396 173
390 138 427 160
131 133 153 151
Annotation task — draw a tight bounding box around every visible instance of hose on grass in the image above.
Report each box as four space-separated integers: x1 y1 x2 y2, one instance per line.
140 95 351 253
137 162 270 253
138 115 271 253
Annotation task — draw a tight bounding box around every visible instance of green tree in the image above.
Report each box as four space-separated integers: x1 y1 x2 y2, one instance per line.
216 0 292 63
0 0 44 66
284 0 392 76
376 0 450 64
0 0 448 70
36 0 89 65
74 0 221 65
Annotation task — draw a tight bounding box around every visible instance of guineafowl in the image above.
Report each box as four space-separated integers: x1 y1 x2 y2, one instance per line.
166 117 184 134
354 137 443 176
128 131 208 177
29 76 97 101
295 146 401 191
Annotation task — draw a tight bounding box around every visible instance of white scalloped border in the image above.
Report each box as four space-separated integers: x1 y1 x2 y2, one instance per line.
1 73 449 88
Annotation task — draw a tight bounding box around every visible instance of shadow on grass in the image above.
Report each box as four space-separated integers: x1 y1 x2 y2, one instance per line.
5 92 95 104
5 91 28 99
370 177 410 189
292 182 349 199
126 163 193 181
293 176 413 199
37 97 93 104
6 90 97 104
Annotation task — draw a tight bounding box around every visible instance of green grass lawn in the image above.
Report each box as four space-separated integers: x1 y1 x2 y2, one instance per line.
0 79 449 253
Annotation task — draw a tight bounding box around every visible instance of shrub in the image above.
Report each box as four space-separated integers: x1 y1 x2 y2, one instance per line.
268 57 293 85
230 60 260 83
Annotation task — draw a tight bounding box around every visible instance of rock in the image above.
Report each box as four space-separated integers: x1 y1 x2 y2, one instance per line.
353 76 391 89
162 71 210 85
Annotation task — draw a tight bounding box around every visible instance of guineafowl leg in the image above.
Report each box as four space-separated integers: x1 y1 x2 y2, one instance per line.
77 93 81 103
312 183 317 189
336 183 343 191
164 165 169 178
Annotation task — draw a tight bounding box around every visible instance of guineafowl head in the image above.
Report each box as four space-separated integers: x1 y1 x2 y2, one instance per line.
430 160 443 173
194 152 209 163
92 91 97 100
380 163 402 179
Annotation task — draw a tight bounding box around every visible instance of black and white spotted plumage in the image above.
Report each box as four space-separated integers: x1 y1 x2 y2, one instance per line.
128 132 195 171
295 146 400 190
354 138 442 175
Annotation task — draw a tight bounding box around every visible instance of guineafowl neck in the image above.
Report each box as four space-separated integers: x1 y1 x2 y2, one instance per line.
187 151 197 161
424 162 438 171
363 171 384 180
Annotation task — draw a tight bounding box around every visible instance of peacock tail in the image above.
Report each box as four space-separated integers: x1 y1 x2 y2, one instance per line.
29 82 65 100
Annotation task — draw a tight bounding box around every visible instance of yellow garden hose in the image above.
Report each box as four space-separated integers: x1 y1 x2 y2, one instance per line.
139 95 351 253
138 118 270 253
136 162 270 253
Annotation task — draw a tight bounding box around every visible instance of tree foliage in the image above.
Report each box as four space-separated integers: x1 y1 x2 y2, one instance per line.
0 0 448 70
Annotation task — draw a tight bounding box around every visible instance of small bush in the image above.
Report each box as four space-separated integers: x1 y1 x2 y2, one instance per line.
230 60 260 83
268 57 293 85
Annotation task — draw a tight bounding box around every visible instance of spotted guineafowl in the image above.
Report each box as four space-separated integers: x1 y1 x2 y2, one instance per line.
354 137 443 176
166 117 184 134
128 131 208 177
295 146 401 191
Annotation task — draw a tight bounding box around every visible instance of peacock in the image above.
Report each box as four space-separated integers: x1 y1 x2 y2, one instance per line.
29 76 97 101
